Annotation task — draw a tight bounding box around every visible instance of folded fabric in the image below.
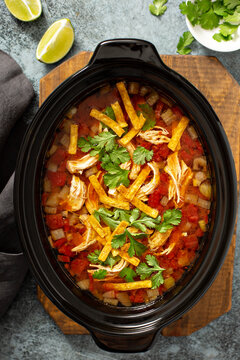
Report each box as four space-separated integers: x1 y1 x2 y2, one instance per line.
0 50 34 317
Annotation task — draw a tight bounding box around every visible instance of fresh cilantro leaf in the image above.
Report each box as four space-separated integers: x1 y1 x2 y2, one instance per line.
179 1 200 26
224 0 240 10
94 208 120 230
131 214 162 232
77 137 92 152
103 106 116 120
219 21 238 35
133 146 153 165
111 231 127 249
104 254 121 269
129 208 140 223
200 8 220 29
91 132 116 152
149 0 168 16
177 31 195 55
196 0 211 13
127 231 147 257
87 249 101 264
151 271 164 289
109 146 130 165
119 267 137 282
224 10 240 23
113 209 131 222
138 103 156 131
92 269 107 279
103 163 130 188
213 0 231 16
213 33 233 41
156 209 182 233
136 255 165 288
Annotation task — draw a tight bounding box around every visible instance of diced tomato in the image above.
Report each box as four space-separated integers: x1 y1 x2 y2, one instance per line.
195 228 204 237
155 100 164 120
70 258 89 276
184 235 198 250
64 263 70 270
63 218 70 232
78 123 89 136
137 138 152 150
58 255 70 262
181 132 196 149
71 232 83 247
179 150 192 165
46 214 64 230
160 173 169 183
152 143 170 161
133 289 145 303
183 204 199 223
58 244 75 257
50 148 67 165
47 171 67 187
88 273 94 291
58 159 68 172
42 192 48 206
172 106 183 120
54 238 66 249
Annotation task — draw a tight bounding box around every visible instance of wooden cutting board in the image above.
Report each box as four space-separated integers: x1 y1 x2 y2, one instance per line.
38 52 240 336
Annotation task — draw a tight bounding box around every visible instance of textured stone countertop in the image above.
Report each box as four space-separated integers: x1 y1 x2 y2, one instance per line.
0 1 240 359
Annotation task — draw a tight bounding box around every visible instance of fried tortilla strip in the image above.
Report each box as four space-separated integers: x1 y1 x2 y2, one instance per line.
168 116 189 151
112 101 128 128
104 280 152 291
118 113 146 146
90 109 124 137
68 124 78 154
171 121 181 151
111 245 140 267
118 184 159 218
116 82 140 130
89 215 105 238
98 221 129 262
89 175 130 210
124 165 151 201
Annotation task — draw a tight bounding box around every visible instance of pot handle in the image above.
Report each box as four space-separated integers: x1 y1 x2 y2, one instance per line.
89 38 167 70
91 329 157 353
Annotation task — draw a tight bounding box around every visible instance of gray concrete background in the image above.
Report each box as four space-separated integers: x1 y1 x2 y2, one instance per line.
0 0 240 359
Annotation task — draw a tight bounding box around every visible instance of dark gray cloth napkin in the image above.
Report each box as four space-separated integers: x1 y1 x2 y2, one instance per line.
0 50 34 317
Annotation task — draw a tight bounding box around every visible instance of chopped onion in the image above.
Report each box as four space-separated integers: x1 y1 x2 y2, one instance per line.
160 196 169 206
48 236 53 247
199 181 211 199
85 165 98 178
164 277 175 290
116 292 132 307
60 133 70 148
62 119 72 134
66 106 77 119
48 144 58 156
77 279 90 290
46 193 59 207
139 85 150 97
44 206 57 214
69 213 79 226
128 82 139 94
198 197 211 209
62 210 68 217
103 298 118 306
100 84 111 95
161 108 177 125
165 267 173 275
160 96 173 107
103 291 115 299
146 289 159 301
185 193 198 205
193 157 207 171
195 171 207 184
187 126 198 140
43 178 51 192
51 228 65 240
90 122 100 135
58 185 69 200
183 222 192 231
47 162 58 172
146 91 159 106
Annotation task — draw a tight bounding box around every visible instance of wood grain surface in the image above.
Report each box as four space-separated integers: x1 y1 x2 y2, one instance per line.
38 52 240 336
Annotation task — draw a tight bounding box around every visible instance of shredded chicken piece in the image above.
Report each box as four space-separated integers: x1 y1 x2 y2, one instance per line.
137 162 160 201
72 225 96 252
158 243 176 256
164 152 192 204
120 161 131 170
125 141 141 180
62 175 87 212
88 258 127 274
138 126 170 145
148 229 172 251
66 154 98 174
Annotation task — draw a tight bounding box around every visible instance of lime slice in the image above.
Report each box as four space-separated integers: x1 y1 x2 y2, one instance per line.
4 0 42 21
36 18 74 64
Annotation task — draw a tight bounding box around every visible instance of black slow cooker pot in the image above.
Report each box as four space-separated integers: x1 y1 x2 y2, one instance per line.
14 39 237 353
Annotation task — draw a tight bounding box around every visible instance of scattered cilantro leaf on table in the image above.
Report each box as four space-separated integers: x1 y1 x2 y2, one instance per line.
133 146 153 165
136 255 165 289
137 103 156 131
102 162 130 188
92 269 107 279
156 209 182 233
149 0 168 16
119 268 137 282
177 31 195 55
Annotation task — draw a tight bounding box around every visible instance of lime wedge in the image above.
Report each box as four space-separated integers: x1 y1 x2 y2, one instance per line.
4 0 42 21
36 18 74 64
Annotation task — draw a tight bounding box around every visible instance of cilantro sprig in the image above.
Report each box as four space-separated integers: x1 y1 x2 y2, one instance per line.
156 209 182 233
149 0 168 16
87 249 121 269
177 31 195 55
78 132 116 155
133 146 153 165
136 255 165 289
92 269 108 279
111 229 147 257
119 267 137 282
137 103 156 131
102 162 130 188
